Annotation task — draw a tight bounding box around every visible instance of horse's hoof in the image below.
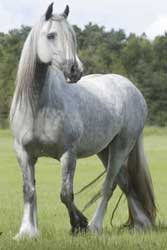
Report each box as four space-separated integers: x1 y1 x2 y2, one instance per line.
71 224 88 235
88 222 102 233
13 233 27 241
69 209 88 235
71 219 88 235
13 231 39 240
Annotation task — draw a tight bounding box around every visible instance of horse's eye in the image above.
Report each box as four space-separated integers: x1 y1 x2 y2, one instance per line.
47 32 56 40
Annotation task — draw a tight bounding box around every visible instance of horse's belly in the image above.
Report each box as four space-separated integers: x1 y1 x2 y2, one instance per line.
76 138 112 158
76 144 108 158
76 126 118 158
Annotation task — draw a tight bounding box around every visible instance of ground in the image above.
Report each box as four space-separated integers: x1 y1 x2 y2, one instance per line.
0 127 167 250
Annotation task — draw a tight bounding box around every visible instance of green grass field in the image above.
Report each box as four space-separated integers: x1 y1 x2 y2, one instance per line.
0 128 167 250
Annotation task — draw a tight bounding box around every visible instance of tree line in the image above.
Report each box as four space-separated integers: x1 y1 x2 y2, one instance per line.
0 23 167 127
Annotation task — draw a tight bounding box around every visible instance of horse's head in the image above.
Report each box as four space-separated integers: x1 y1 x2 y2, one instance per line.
37 3 83 83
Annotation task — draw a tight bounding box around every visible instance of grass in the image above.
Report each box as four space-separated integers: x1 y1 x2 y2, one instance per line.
0 128 167 249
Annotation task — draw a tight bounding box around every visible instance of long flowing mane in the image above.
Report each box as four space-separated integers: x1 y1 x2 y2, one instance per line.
13 20 43 113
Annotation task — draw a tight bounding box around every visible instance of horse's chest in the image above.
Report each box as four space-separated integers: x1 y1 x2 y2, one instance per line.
22 113 80 159
25 139 64 159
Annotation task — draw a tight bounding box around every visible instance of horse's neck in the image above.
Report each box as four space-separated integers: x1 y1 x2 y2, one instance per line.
28 63 67 105
11 63 66 122
10 64 68 139
36 65 67 110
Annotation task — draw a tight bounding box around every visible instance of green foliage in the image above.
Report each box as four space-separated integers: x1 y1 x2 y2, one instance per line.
0 26 31 122
0 24 167 126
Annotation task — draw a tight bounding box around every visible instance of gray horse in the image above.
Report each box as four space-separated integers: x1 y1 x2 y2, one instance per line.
10 3 156 239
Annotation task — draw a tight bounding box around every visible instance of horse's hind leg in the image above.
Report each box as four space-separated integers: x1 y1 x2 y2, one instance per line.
97 145 154 231
60 149 88 233
89 134 134 233
97 148 133 225
97 147 117 193
117 136 156 230
14 141 38 239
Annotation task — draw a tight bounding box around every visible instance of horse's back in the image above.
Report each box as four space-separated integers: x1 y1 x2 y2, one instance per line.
78 73 147 119
80 73 141 95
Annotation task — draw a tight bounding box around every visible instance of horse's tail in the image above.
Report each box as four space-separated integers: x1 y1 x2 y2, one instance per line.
75 171 106 195
75 171 105 212
127 133 156 225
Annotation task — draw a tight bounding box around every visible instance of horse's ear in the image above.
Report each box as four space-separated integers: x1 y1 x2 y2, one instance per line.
62 5 70 18
45 2 54 21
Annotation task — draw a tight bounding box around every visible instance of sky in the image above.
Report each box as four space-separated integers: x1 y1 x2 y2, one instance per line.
0 0 167 39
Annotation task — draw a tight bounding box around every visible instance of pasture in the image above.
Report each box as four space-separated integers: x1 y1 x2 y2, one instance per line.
0 127 167 250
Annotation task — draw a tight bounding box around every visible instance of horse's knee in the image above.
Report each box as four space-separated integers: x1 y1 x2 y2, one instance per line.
60 191 67 204
23 182 35 203
60 189 74 205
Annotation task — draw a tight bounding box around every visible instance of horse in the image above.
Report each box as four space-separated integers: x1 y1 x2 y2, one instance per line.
10 3 156 239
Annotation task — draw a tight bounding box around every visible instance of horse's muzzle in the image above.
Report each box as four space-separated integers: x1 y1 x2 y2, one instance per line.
68 65 83 83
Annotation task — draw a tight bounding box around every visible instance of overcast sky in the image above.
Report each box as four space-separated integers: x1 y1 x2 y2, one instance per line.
0 0 167 38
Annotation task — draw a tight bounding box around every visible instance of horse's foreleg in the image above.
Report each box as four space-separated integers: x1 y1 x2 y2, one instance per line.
60 150 88 233
14 141 38 239
89 136 131 233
